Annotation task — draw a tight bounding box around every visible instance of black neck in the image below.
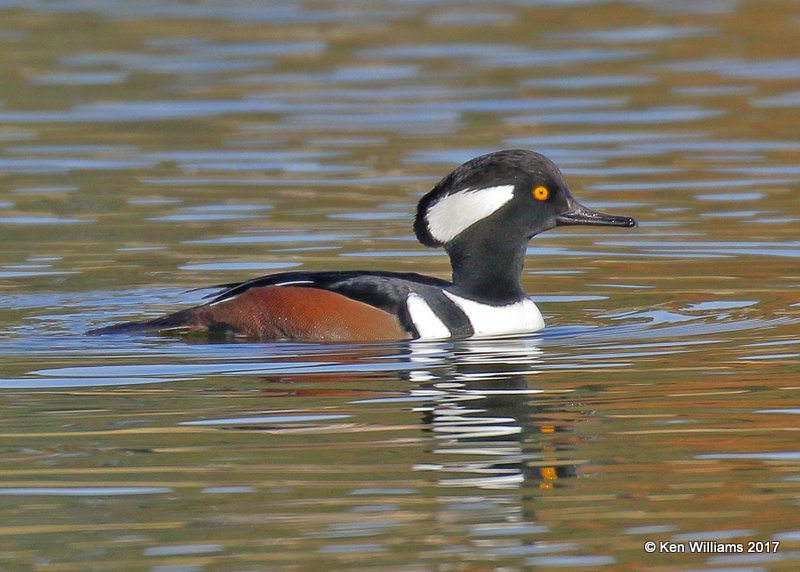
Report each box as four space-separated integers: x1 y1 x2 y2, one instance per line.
445 232 528 305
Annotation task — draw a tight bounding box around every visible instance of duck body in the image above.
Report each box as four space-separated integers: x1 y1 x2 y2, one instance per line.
90 149 635 342
90 269 543 341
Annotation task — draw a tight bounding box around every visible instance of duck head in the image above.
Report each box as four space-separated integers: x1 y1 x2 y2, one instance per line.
413 149 636 302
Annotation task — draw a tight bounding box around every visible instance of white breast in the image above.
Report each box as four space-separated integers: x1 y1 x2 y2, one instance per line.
405 291 545 340
444 291 544 337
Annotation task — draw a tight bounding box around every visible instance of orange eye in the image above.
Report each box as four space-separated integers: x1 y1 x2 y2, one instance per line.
533 186 550 201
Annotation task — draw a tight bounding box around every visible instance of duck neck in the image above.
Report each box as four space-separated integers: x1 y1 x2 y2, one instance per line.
446 234 528 305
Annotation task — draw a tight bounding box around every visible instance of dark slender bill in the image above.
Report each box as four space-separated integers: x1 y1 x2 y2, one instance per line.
556 199 636 228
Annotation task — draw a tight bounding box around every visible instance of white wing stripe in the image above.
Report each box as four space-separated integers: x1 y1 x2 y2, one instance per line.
406 293 451 339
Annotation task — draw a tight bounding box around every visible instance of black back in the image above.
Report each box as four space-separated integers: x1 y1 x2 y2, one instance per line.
207 270 475 338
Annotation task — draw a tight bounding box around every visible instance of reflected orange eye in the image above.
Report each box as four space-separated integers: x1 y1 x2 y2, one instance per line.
533 186 550 201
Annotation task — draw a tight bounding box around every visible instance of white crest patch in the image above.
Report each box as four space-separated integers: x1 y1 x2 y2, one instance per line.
443 291 544 336
426 185 515 244
406 293 451 339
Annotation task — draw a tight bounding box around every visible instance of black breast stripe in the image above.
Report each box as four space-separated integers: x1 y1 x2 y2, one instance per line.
413 287 474 338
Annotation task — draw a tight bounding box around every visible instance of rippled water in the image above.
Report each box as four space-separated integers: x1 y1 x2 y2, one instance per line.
1 0 799 570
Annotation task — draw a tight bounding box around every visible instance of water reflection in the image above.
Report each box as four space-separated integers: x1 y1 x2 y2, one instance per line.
407 339 580 491
237 337 599 563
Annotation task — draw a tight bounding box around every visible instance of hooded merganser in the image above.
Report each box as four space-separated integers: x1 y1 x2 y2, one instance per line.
90 149 636 342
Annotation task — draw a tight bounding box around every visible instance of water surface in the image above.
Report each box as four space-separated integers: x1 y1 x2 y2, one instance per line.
1 1 799 570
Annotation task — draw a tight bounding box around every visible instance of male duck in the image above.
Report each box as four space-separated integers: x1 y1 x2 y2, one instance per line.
90 149 636 341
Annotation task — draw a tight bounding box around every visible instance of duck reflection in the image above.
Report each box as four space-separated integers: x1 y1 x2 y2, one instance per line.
250 334 582 492
268 334 581 558
405 336 579 491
